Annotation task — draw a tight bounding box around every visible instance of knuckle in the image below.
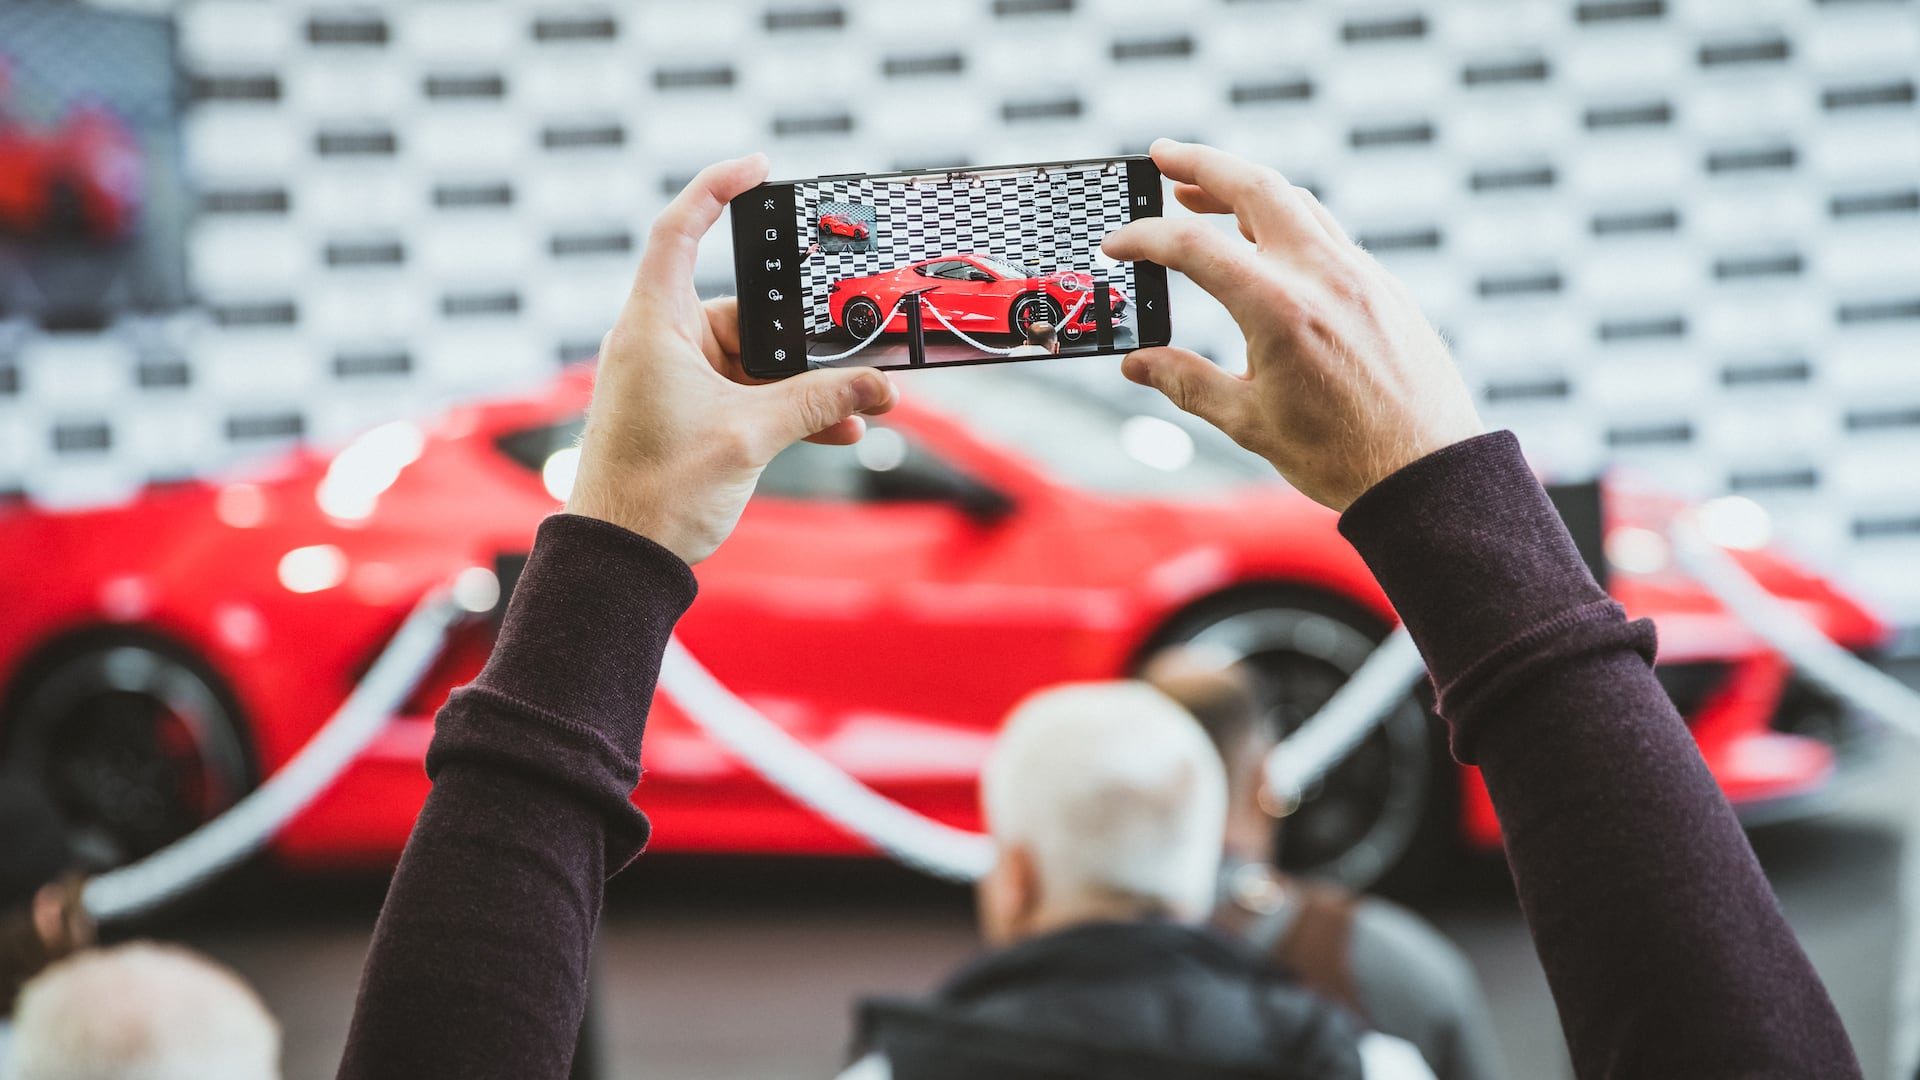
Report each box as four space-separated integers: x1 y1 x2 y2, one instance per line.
714 420 760 469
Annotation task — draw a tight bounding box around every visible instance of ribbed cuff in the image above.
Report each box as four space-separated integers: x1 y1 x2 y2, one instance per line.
427 513 697 868
1338 431 1653 761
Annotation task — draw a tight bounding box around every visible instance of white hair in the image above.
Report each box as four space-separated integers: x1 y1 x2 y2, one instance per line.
983 681 1228 919
4 941 280 1080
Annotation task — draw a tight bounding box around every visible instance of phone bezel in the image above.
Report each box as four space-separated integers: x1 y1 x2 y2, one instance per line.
733 155 1169 379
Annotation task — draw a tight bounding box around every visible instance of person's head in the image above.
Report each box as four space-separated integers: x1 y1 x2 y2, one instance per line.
5 942 280 1080
1023 320 1058 353
1140 647 1278 866
976 681 1227 947
0 777 93 1010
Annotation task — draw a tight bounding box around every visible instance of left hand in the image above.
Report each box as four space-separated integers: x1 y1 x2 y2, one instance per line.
567 154 898 563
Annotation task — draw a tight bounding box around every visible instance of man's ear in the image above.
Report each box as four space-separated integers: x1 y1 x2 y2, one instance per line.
977 843 1041 947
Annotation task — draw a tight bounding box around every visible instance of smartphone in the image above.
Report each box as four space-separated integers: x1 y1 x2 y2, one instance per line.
731 156 1170 379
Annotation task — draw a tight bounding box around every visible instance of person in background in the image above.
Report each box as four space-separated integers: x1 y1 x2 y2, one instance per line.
1144 648 1507 1080
842 681 1434 1078
3 941 279 1080
1008 320 1059 357
0 778 94 1063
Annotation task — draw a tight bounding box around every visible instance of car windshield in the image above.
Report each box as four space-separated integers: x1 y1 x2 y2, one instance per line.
978 255 1041 279
905 367 1275 499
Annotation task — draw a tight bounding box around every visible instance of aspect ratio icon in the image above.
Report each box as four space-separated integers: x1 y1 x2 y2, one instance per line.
765 258 782 271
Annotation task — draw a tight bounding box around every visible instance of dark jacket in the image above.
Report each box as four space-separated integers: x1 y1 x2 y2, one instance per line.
855 921 1364 1080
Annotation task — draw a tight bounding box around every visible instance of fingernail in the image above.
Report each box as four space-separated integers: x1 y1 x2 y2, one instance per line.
850 371 892 411
1149 137 1176 154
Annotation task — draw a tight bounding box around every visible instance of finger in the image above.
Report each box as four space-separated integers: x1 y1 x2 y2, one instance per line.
1149 138 1321 248
1119 347 1251 436
1293 186 1353 246
705 296 741 357
804 416 867 446
1173 184 1256 243
635 154 771 298
752 366 896 458
1103 217 1264 310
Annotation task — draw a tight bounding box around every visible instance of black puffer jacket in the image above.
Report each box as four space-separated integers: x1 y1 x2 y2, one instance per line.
855 921 1364 1080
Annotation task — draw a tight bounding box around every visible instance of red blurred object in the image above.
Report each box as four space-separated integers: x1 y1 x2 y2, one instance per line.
0 367 1890 888
818 212 869 241
828 254 1127 343
0 66 144 244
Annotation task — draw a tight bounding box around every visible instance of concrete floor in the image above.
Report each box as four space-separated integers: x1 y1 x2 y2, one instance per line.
136 736 1918 1080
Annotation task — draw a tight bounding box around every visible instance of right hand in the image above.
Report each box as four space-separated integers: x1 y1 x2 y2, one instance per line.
1103 139 1484 512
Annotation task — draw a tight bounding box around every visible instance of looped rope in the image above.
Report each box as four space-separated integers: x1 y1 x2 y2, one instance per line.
808 296 910 363
84 589 462 922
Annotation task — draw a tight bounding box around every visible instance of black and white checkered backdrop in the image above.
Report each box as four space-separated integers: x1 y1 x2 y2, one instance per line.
792 166 1135 334
2 0 1918 620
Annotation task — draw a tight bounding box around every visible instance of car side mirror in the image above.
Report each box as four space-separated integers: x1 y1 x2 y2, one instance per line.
865 460 1014 524
968 271 994 282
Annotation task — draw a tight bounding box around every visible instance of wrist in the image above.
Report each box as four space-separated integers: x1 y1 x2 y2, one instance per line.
564 470 695 566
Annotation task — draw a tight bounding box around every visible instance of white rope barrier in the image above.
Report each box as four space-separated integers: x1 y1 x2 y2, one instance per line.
658 637 996 882
83 589 461 922
1670 519 1920 738
1262 627 1427 812
809 297 909 363
919 289 1093 357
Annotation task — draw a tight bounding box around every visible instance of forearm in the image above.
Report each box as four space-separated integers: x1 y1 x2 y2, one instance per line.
1341 432 1855 1078
338 514 696 1080
338 767 606 1079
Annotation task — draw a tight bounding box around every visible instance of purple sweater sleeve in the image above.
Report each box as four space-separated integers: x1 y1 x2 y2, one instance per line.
338 514 695 1080
1339 431 1858 1079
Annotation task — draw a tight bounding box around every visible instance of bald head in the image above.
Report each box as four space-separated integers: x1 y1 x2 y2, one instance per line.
5 941 280 1080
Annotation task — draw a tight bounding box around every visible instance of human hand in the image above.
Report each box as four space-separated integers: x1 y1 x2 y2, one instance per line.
1102 139 1483 511
566 154 897 563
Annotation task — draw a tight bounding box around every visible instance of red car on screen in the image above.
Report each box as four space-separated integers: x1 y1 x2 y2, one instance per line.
0 367 1888 891
828 253 1128 343
818 213 869 241
0 92 143 243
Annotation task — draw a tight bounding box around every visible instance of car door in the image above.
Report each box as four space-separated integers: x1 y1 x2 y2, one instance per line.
924 259 1004 330
674 422 1091 740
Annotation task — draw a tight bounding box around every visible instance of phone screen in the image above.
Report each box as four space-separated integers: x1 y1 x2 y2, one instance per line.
732 156 1169 379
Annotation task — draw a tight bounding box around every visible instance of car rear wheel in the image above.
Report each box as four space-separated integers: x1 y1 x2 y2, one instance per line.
4 639 253 868
1010 294 1063 338
843 297 882 339
1144 590 1449 897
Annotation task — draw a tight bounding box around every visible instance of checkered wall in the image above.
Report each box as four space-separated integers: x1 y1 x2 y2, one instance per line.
4 0 1920 620
792 166 1135 333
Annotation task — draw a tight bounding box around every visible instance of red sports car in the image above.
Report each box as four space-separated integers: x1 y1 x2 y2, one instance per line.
0 366 1888 891
828 253 1128 344
0 82 143 243
818 213 869 241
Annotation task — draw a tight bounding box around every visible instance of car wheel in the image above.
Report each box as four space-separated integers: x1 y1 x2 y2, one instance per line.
1143 590 1450 897
1010 294 1063 338
3 638 254 868
843 297 882 339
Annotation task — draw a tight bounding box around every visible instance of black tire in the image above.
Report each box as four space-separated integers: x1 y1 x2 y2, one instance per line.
1141 589 1452 898
1009 294 1063 338
842 296 882 339
3 636 254 868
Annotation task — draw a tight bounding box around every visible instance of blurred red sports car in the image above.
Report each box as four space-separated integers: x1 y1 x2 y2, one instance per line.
828 254 1127 343
0 86 143 243
818 213 869 241
0 367 1888 890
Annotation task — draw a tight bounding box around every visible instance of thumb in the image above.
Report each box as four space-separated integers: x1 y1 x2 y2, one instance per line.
757 367 897 454
1119 347 1248 432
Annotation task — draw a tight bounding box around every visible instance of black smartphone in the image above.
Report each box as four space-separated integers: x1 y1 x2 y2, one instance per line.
731 156 1170 379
